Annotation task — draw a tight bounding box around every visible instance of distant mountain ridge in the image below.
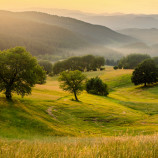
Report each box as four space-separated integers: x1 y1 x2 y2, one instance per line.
20 8 158 30
14 11 135 45
0 10 135 59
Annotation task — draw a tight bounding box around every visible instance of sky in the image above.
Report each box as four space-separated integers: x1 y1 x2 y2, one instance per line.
1 0 158 14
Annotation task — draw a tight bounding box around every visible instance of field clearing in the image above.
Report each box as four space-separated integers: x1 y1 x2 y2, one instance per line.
0 67 158 139
0 67 158 157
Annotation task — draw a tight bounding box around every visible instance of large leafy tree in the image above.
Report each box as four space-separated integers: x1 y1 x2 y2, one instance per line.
0 47 46 99
131 59 158 86
58 70 86 101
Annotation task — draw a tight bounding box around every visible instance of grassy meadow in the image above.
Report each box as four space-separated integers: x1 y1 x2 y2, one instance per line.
0 67 158 157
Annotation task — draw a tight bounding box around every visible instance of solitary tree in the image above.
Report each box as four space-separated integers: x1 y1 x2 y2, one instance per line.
0 47 46 99
131 59 158 86
58 70 86 101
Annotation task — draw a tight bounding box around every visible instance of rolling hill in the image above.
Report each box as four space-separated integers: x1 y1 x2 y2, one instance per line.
0 11 88 56
22 8 158 29
118 28 158 45
0 67 158 139
0 10 135 59
117 28 158 56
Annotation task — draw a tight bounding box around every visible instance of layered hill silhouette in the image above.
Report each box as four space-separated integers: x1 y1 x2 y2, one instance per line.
0 11 135 58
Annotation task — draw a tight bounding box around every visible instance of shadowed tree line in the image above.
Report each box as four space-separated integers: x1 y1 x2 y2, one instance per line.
53 55 105 75
118 54 151 69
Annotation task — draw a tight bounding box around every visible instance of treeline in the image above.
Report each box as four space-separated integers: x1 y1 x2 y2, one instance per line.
53 55 105 75
105 59 119 66
113 54 158 71
118 54 151 69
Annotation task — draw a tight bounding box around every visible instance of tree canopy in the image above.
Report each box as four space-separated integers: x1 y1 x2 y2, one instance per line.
0 47 46 99
86 77 109 96
38 60 53 74
58 70 86 101
118 54 151 69
53 55 105 75
153 57 158 66
131 59 158 86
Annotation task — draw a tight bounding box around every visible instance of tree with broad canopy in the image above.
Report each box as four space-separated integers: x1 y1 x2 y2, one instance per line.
0 47 46 100
131 59 158 87
58 70 86 101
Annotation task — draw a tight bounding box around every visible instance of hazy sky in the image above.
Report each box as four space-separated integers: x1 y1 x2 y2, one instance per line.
1 0 158 14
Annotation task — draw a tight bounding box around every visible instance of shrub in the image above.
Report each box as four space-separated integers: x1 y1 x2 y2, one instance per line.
86 77 109 96
113 66 118 70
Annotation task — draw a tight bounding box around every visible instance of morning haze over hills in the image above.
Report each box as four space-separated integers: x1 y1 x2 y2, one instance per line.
1 9 158 60
0 10 136 60
1 0 158 156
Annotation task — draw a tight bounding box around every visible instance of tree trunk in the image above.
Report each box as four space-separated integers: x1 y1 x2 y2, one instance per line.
144 82 147 87
5 88 12 100
73 90 79 101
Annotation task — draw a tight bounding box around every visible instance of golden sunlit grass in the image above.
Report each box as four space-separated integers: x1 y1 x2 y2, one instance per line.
1 135 158 158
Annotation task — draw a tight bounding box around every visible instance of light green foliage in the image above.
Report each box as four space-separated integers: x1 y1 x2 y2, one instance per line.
58 70 86 101
0 47 46 99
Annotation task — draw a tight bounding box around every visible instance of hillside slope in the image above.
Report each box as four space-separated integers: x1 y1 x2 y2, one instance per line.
0 68 158 139
16 11 135 45
0 11 89 56
118 28 158 45
0 11 135 58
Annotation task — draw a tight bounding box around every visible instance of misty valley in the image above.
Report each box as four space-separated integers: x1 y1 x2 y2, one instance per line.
0 8 158 158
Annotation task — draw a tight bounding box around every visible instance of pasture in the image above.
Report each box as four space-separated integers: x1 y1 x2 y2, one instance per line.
0 67 158 157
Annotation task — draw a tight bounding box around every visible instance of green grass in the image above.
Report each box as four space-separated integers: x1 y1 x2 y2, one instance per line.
0 67 158 139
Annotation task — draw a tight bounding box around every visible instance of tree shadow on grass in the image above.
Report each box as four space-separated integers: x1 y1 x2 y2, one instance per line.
136 83 158 90
71 98 82 103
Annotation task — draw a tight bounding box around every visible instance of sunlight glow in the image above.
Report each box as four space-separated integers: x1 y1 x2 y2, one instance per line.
0 0 158 14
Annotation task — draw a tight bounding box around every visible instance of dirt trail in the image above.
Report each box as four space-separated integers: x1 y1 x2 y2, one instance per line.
47 106 57 119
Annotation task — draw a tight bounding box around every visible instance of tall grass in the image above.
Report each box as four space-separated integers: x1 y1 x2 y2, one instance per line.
0 135 158 158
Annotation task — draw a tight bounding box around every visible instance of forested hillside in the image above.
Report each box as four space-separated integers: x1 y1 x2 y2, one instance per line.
0 11 89 56
0 11 134 59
